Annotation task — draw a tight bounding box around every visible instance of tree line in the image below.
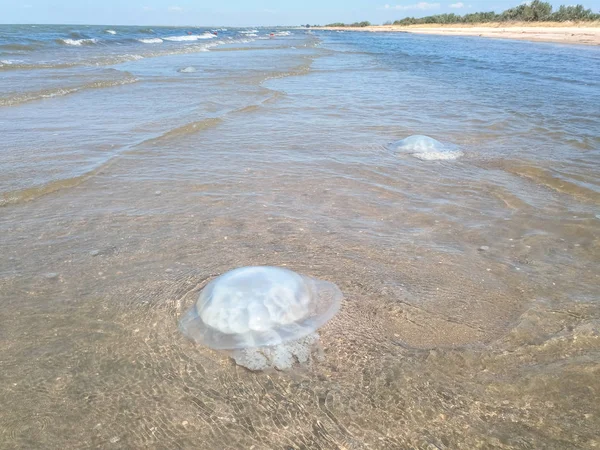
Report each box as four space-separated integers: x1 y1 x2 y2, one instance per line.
393 1 599 25
324 1 599 27
325 21 372 27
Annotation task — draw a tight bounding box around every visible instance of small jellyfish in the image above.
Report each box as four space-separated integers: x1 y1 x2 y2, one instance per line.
179 266 342 371
388 135 463 161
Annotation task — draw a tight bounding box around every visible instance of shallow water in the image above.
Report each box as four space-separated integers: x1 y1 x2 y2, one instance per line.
1 26 599 449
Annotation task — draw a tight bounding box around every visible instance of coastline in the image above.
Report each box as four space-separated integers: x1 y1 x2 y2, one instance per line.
315 21 600 45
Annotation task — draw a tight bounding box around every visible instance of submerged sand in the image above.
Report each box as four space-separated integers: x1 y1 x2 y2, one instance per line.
318 21 600 45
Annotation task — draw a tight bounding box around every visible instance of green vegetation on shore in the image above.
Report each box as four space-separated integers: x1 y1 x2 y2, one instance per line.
396 1 599 25
325 21 372 27
324 1 599 27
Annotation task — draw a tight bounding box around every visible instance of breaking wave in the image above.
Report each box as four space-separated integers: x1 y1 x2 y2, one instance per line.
138 38 163 44
163 33 216 42
58 38 98 46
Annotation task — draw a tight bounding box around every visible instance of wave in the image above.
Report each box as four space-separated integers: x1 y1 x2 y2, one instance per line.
0 74 138 107
163 33 215 42
58 38 98 46
138 38 163 44
105 29 117 35
498 160 600 203
233 104 261 115
142 117 223 145
0 43 41 52
0 60 75 71
239 30 259 34
0 36 253 72
0 157 118 207
0 54 145 71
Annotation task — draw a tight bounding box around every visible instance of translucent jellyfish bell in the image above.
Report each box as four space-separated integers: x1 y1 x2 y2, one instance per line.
388 135 463 161
179 266 342 370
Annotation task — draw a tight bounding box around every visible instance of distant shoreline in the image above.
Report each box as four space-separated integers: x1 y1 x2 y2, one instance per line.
314 21 600 45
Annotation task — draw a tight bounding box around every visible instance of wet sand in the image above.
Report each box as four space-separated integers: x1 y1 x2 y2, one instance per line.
318 22 600 45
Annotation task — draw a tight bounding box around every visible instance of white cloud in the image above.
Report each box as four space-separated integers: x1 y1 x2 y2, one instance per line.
168 6 183 12
450 2 465 7
384 2 441 10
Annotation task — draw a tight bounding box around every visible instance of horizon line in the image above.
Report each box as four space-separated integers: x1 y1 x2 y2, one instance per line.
0 22 312 28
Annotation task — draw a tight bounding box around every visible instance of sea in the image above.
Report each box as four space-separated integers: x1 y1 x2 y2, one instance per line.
1 24 599 449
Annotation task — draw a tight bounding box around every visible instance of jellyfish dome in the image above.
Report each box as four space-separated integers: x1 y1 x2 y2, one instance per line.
179 266 342 370
388 135 463 161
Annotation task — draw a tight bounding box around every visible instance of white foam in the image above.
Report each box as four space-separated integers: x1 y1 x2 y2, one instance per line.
274 31 292 36
201 42 219 51
105 29 117 35
163 33 215 42
138 38 163 44
60 38 98 46
239 29 259 34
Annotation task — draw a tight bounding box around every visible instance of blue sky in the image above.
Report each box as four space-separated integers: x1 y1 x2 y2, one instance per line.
1 0 599 26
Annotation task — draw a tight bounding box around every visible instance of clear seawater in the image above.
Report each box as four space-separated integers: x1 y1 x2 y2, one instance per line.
1 24 599 449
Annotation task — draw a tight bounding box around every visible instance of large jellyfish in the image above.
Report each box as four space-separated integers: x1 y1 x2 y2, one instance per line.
179 266 342 371
388 135 463 161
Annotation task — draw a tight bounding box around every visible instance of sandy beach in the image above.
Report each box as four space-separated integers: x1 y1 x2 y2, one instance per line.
318 21 600 45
